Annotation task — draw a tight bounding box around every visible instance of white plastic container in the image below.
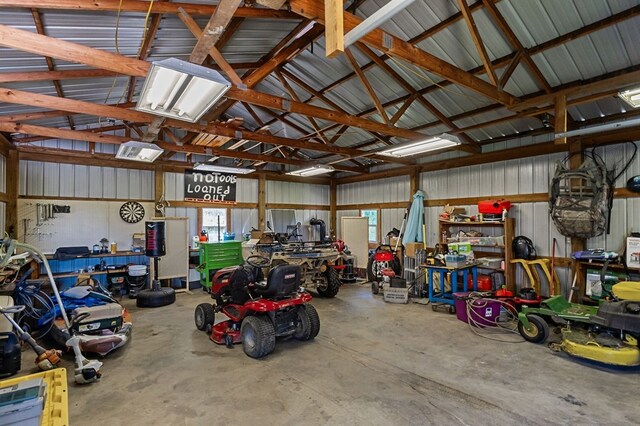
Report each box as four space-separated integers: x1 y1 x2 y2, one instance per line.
127 265 147 277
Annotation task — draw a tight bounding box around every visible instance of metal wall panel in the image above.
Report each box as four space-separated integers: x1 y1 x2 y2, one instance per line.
19 161 154 200
266 181 329 205
381 208 405 238
337 176 410 205
164 207 197 237
236 178 258 203
232 208 258 239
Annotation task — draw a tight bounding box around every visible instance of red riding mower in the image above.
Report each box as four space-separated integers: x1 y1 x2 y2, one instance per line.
194 255 320 359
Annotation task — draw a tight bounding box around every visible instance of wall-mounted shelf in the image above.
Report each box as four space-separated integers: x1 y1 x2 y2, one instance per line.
439 218 515 291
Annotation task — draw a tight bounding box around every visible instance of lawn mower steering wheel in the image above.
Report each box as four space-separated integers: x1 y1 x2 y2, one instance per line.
246 255 270 268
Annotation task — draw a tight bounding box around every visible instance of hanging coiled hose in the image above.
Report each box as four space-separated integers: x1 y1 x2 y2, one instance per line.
462 292 525 343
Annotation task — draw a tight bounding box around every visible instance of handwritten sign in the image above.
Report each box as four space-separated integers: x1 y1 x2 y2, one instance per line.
184 170 237 204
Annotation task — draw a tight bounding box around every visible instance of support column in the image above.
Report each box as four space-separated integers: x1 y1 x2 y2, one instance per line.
6 149 18 238
554 94 567 145
154 164 164 217
258 173 266 230
569 140 586 296
330 179 337 239
410 166 420 195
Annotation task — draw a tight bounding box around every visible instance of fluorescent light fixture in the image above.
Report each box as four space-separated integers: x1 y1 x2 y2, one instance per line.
619 87 640 108
116 141 164 162
344 0 417 48
135 58 232 122
378 133 462 157
286 165 335 177
193 163 255 174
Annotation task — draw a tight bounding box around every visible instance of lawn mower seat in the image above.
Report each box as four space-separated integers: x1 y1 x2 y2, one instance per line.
255 264 301 299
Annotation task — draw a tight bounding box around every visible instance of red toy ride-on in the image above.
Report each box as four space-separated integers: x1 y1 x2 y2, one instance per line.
194 255 320 359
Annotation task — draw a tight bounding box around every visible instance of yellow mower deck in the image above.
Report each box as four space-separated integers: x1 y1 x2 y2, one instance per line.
558 328 640 367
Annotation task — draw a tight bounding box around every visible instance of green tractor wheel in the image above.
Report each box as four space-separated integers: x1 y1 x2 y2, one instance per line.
518 314 550 343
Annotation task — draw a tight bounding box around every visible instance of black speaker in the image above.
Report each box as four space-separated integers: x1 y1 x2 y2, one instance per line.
145 221 166 257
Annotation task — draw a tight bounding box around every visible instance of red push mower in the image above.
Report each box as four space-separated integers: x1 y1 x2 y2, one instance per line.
368 245 402 294
194 255 320 359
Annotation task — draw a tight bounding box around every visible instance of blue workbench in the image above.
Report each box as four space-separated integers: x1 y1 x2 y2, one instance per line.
425 263 478 313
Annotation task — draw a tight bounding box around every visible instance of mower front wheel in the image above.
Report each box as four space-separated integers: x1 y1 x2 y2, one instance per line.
241 315 276 359
195 303 215 331
518 314 549 343
371 281 380 295
294 304 320 341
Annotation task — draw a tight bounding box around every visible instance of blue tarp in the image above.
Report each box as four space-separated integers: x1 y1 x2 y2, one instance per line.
402 190 425 244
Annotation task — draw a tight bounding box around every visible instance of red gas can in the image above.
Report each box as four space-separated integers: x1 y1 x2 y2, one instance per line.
468 274 492 291
478 199 512 214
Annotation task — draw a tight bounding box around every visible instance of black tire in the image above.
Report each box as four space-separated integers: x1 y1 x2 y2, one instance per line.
317 267 340 298
194 303 215 331
518 314 549 343
136 287 176 308
293 304 320 341
432 304 437 311
448 305 456 315
241 315 276 359
371 281 380 295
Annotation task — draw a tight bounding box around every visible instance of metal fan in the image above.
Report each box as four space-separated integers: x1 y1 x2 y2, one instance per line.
119 201 145 223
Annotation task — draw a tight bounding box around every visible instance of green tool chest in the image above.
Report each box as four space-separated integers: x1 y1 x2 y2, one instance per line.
197 242 244 289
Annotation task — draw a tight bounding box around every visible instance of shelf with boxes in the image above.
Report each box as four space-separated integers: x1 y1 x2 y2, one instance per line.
438 218 515 292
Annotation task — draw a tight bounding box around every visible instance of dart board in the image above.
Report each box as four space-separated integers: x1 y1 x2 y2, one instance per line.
119 201 145 223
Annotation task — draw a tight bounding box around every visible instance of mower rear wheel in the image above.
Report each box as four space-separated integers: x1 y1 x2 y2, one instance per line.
518 314 549 343
293 304 319 340
317 267 340 298
371 281 380 295
294 304 320 341
195 303 215 331
241 315 276 359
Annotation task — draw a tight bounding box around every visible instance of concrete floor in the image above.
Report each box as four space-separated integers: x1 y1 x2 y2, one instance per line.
15 284 640 425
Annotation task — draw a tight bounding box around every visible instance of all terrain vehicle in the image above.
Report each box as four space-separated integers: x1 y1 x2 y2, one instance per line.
194 255 320 359
268 243 342 298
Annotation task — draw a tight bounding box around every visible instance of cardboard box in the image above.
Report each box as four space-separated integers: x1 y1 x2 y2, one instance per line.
405 242 424 258
443 204 466 215
250 230 263 239
627 237 640 269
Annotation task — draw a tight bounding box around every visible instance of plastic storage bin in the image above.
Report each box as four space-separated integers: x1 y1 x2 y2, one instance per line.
453 292 501 327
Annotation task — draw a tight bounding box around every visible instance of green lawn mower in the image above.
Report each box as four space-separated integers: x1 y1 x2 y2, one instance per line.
517 281 640 367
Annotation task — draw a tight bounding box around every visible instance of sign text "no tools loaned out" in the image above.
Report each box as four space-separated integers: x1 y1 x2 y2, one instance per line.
184 170 238 204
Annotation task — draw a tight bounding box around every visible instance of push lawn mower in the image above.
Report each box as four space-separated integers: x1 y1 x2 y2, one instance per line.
368 245 402 294
194 255 320 359
518 281 640 367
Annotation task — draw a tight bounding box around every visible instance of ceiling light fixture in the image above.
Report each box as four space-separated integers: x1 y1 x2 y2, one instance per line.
344 0 417 48
377 133 462 157
193 163 255 175
135 58 232 122
619 87 640 108
116 141 164 163
286 165 335 177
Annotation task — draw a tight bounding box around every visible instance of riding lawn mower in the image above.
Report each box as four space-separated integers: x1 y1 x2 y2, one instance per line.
194 255 320 359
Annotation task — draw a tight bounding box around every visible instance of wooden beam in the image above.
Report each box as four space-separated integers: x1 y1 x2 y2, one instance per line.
289 1 518 106
325 0 344 58
481 0 552 94
0 0 298 18
330 179 337 238
498 50 522 90
456 0 498 86
189 0 242 64
0 69 119 83
177 8 243 85
258 173 266 230
345 48 390 124
6 149 17 238
554 94 567 144
215 17 243 50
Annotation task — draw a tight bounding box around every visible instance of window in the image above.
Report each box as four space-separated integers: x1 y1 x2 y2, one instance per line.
202 208 228 242
361 209 378 242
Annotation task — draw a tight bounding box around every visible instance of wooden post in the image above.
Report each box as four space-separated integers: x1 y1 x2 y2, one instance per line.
569 140 586 295
410 166 419 196
258 173 266 230
154 164 164 217
330 179 337 239
6 149 18 238
324 0 344 57
554 94 567 144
